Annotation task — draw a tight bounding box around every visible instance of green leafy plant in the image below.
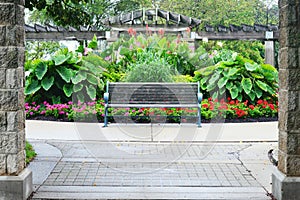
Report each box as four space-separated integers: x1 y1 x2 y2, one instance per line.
123 50 176 82
25 38 106 104
101 33 213 79
25 141 36 164
194 50 278 103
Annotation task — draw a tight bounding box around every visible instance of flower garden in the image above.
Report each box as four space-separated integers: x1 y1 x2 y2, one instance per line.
25 31 279 123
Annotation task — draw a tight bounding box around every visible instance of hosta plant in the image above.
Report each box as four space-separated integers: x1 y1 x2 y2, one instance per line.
25 37 106 104
194 50 278 103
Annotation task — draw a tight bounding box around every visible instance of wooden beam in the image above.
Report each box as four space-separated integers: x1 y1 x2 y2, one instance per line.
195 31 279 41
25 31 106 41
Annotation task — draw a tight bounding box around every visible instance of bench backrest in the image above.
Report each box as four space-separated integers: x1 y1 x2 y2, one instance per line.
107 82 199 105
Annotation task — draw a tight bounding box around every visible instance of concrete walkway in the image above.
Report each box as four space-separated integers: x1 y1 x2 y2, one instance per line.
26 121 278 199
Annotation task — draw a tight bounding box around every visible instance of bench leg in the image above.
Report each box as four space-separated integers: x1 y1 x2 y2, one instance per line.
103 106 108 127
197 106 202 128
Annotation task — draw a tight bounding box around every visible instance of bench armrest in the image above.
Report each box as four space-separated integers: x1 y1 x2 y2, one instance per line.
197 93 203 104
104 92 109 104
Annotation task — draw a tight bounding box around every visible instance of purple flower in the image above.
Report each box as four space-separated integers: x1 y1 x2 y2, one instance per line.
30 112 33 116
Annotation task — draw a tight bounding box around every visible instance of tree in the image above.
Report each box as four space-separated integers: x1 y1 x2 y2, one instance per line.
155 0 278 26
26 0 278 29
25 0 147 28
26 0 111 28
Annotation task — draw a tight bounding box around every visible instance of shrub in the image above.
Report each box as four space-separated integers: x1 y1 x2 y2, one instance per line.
123 50 176 82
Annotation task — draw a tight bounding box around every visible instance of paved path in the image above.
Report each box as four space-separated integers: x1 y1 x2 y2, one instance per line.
26 122 278 199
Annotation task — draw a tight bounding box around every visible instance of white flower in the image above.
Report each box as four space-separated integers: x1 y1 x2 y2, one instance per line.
25 71 30 77
217 41 223 47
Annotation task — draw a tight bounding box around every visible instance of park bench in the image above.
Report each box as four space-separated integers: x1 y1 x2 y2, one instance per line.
103 82 203 127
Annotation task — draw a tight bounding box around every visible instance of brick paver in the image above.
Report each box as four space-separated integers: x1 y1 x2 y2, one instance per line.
42 141 257 187
30 141 271 199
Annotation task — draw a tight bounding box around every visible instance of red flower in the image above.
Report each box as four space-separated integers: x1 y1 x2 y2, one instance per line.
269 104 275 110
263 100 268 105
227 97 231 101
209 105 214 110
218 105 228 110
236 109 246 118
249 105 255 110
235 100 239 104
229 100 235 105
202 104 209 108
244 100 248 106
208 97 212 101
257 99 263 105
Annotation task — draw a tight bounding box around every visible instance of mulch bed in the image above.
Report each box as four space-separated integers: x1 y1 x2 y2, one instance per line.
27 116 278 123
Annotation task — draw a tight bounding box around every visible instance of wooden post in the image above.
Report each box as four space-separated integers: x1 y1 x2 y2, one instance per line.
265 41 275 66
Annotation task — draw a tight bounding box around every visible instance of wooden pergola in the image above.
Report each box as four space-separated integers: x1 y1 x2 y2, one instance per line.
25 8 278 65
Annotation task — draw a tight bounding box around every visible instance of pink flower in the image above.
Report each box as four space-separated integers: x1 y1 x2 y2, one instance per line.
83 47 92 56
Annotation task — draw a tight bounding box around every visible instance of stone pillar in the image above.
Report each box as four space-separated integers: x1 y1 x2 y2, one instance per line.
0 0 32 199
272 0 300 200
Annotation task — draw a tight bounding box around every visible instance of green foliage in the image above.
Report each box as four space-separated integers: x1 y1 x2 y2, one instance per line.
26 0 146 29
123 51 176 82
201 41 265 65
25 46 106 104
101 33 213 82
25 41 60 63
25 141 36 164
156 0 278 27
194 50 278 103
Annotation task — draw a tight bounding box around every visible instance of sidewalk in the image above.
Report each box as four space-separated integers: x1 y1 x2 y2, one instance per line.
26 121 278 199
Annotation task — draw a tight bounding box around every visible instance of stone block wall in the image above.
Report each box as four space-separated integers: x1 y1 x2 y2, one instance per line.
0 0 26 175
278 0 300 176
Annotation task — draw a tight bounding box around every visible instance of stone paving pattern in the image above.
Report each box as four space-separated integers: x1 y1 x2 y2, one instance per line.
38 142 259 188
29 140 274 199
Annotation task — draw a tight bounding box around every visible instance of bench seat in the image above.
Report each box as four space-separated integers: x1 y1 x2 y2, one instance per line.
103 82 203 127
